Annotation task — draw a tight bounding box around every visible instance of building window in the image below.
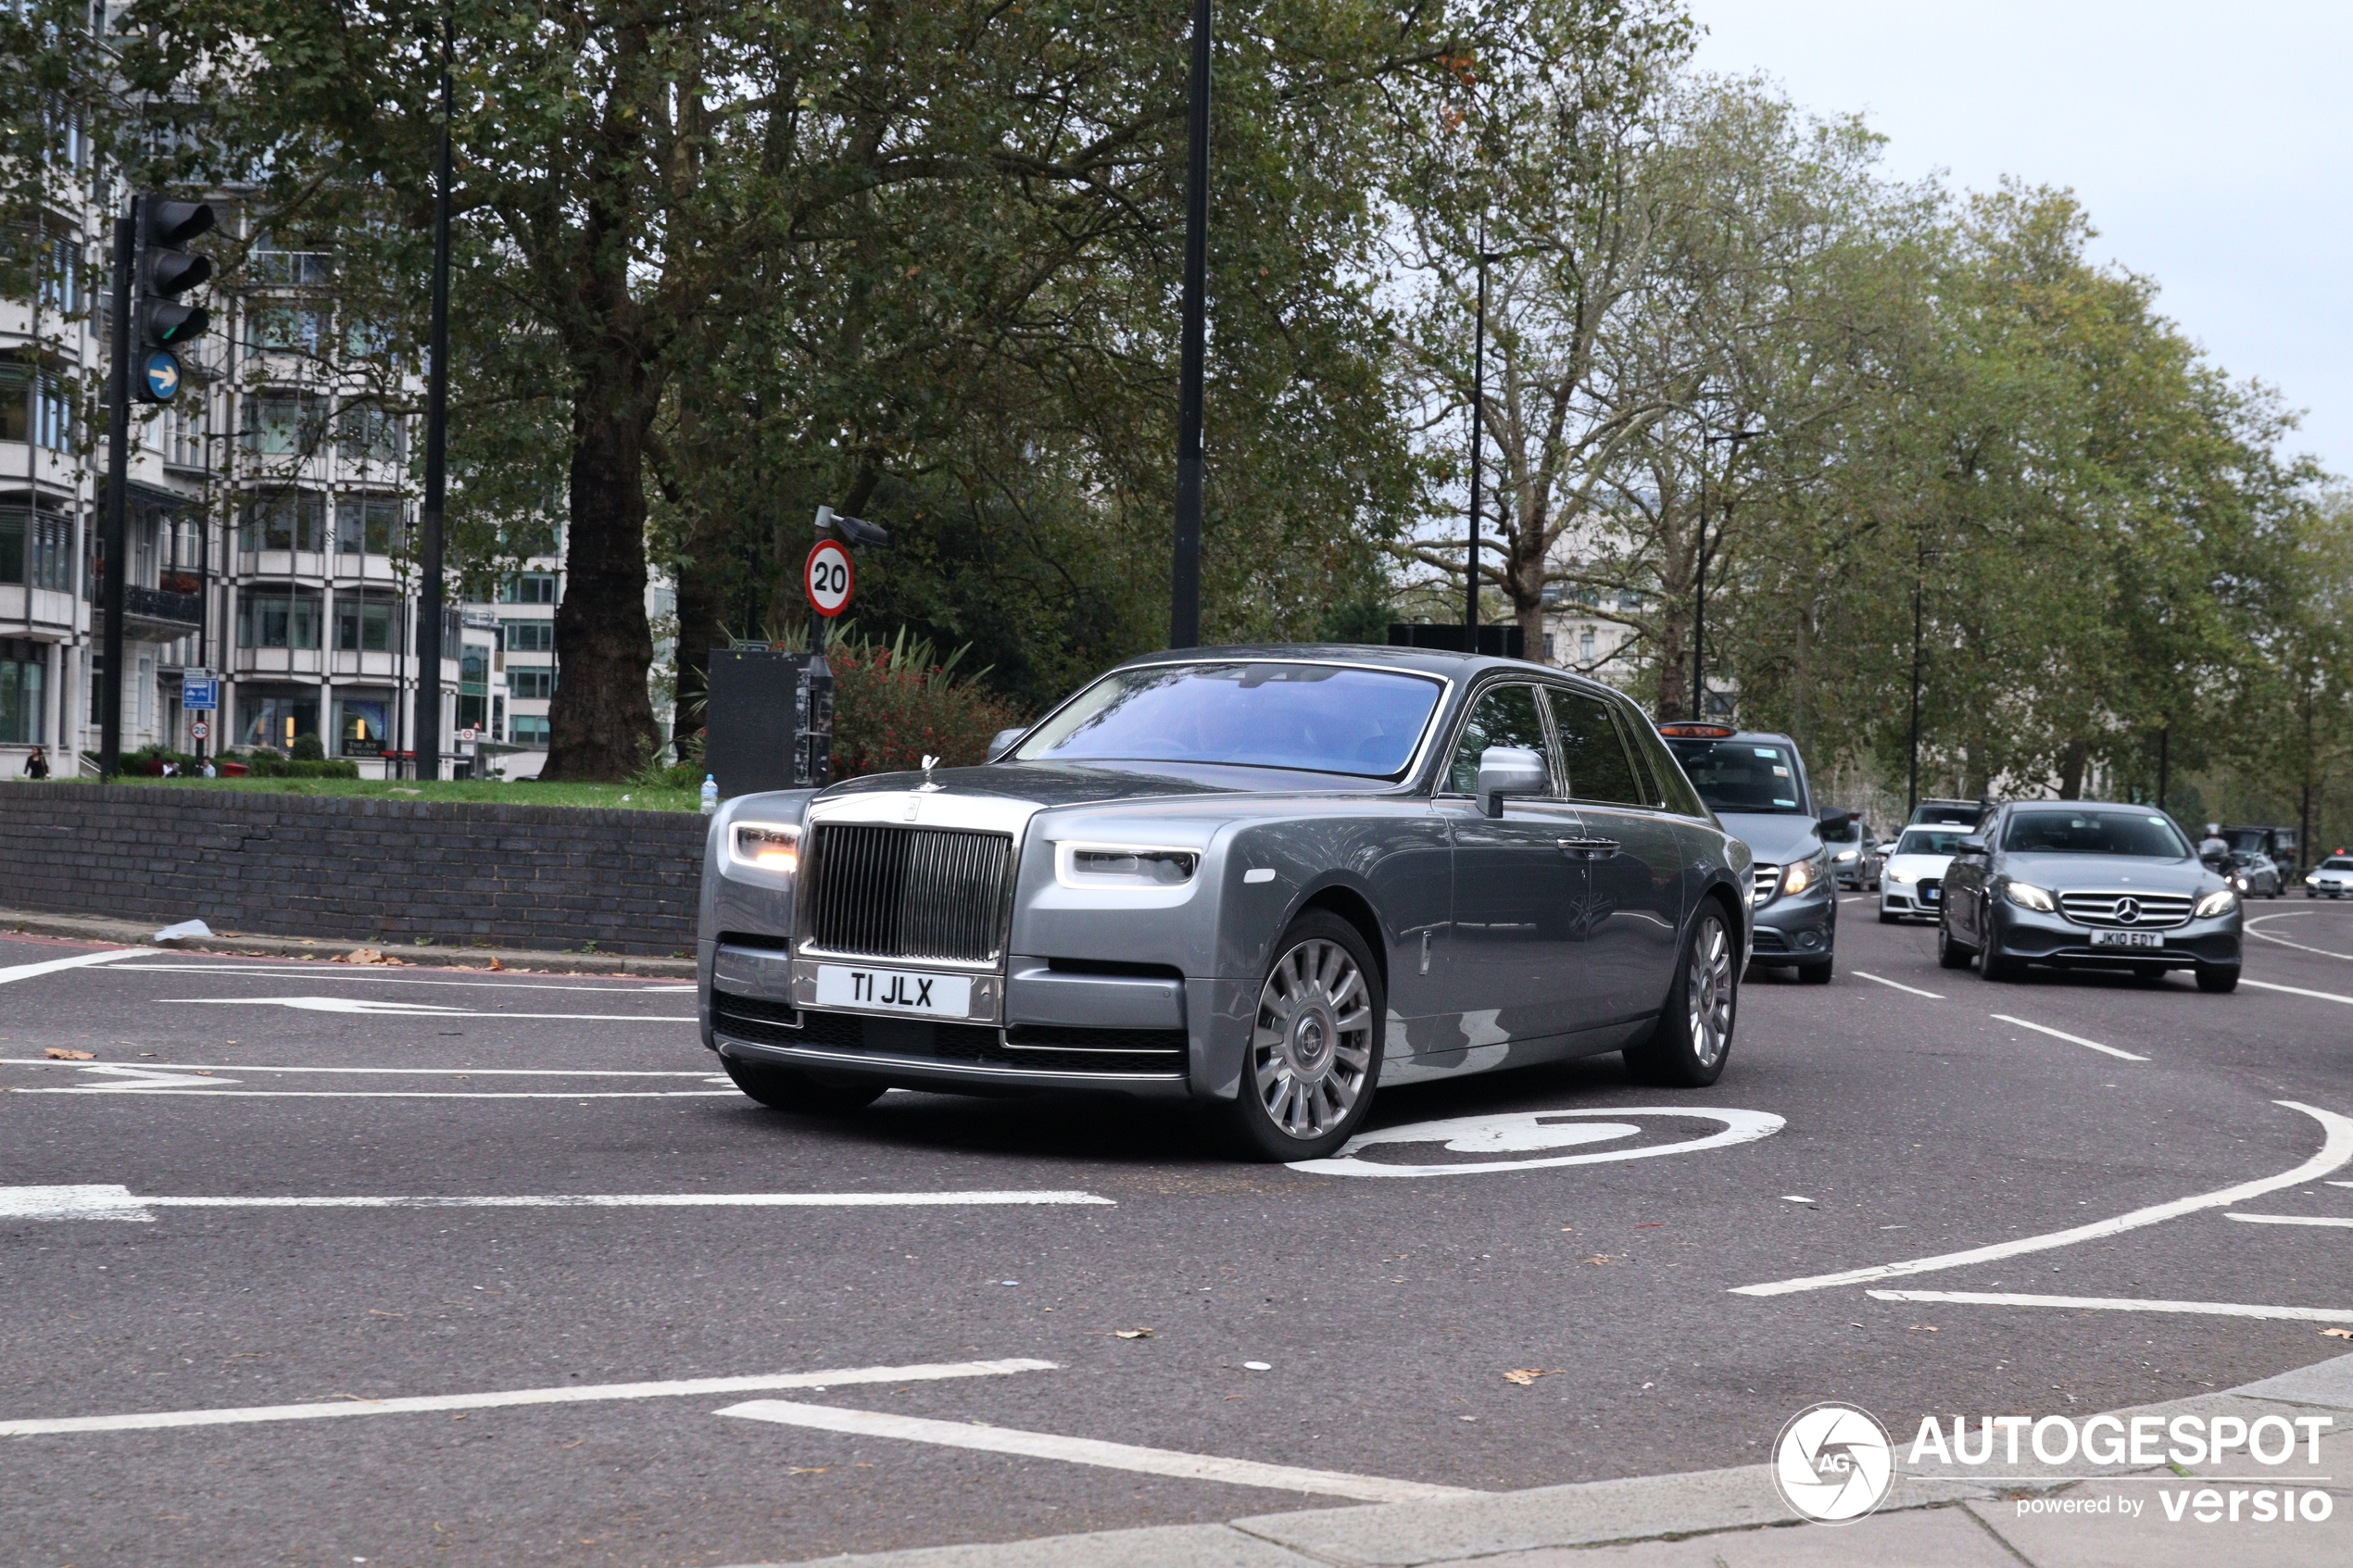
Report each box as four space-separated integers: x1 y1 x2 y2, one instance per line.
163 401 208 469
501 619 553 653
335 403 408 466
245 301 328 358
334 496 405 556
335 593 399 652
237 687 321 752
510 714 550 748
239 490 327 553
0 508 74 592
242 390 329 457
508 666 555 701
0 355 73 451
249 236 333 287
0 640 45 744
40 236 82 316
499 571 558 605
1579 629 1596 661
236 585 323 649
337 696 390 757
1541 633 1555 660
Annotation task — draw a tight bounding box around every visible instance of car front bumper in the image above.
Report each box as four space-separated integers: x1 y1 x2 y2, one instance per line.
1749 882 1836 965
1880 882 1941 920
1985 906 2242 970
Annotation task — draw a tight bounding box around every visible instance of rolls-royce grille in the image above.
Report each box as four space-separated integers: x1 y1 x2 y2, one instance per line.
804 824 1013 962
1751 864 1780 906
2058 891 2194 930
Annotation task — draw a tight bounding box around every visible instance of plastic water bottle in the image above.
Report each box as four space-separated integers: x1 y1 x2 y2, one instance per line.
699 774 719 815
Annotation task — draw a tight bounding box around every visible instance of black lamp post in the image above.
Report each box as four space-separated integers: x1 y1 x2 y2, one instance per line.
1170 0 1211 649
410 12 454 781
1465 223 1498 641
1691 422 1760 721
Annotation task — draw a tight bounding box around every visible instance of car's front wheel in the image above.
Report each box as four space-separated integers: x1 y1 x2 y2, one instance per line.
1626 903 1738 1087
1977 910 2018 981
724 1055 887 1116
1937 919 1974 969
2196 964 2240 994
1228 913 1383 1161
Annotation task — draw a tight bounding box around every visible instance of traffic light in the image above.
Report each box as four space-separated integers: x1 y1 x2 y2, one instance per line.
132 197 215 404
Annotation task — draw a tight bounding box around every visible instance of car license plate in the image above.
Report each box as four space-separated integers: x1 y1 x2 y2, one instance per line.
814 964 973 1016
2089 929 2164 948
1920 886 1939 903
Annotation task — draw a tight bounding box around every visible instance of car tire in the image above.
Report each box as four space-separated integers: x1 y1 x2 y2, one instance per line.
1878 909 1898 925
1795 957 1832 985
1626 902 1739 1088
723 1055 887 1115
1977 927 2017 982
2195 964 2240 995
1227 912 1384 1161
1937 921 1973 969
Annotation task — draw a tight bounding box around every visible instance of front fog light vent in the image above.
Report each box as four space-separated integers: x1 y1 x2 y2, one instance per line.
1061 845 1200 887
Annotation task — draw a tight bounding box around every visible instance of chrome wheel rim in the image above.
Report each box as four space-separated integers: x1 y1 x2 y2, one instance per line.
1687 918 1734 1067
1251 937 1374 1140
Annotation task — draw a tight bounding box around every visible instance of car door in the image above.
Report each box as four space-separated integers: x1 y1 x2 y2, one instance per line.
1544 686 1688 1028
1434 681 1589 1051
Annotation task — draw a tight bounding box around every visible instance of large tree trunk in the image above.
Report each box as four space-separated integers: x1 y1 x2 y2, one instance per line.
545 379 660 781
2057 737 2089 800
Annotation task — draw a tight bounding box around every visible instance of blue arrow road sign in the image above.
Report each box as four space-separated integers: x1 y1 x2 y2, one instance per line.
143 351 182 402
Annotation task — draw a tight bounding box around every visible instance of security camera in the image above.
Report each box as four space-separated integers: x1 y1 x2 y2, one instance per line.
815 506 889 550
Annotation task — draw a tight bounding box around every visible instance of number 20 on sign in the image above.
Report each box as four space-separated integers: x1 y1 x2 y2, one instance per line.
805 539 853 618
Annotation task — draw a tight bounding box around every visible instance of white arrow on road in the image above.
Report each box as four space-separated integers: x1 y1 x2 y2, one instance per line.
0 1185 1117 1223
67 1064 239 1090
163 996 695 1022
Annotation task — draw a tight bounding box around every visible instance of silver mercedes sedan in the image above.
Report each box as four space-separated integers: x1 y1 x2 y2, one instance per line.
698 646 1755 1160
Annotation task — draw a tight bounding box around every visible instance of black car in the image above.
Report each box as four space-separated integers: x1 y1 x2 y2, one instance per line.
1937 801 2244 992
1658 723 1845 984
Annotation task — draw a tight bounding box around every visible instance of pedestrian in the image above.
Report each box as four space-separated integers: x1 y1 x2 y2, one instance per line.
22 746 48 779
201 758 217 778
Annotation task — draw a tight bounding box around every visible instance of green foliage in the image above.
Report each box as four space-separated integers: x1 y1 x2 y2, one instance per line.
230 751 362 779
826 626 1026 781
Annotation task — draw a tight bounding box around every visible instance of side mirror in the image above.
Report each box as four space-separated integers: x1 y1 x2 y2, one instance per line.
1476 746 1549 818
1818 808 1853 833
1955 834 1988 857
986 727 1026 763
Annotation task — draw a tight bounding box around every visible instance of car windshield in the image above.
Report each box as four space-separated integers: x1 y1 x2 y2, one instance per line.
2001 809 2193 859
2322 858 2353 872
1895 829 1969 856
1013 661 1445 778
1663 739 1806 814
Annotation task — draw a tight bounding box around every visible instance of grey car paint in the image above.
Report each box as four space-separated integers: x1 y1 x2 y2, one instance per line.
698 645 1755 1103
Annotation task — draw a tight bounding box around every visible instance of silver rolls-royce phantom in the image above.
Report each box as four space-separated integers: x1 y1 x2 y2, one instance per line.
698 646 1755 1160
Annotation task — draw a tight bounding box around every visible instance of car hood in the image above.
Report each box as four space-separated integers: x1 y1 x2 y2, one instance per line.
1885 853 1955 878
821 759 1401 810
1997 853 2217 895
1715 812 1825 866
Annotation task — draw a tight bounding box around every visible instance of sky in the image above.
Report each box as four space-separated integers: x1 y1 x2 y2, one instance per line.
1686 1 2353 480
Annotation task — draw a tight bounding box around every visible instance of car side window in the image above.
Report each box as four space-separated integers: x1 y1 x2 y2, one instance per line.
1545 688 1646 805
1444 684 1549 795
1625 714 1710 818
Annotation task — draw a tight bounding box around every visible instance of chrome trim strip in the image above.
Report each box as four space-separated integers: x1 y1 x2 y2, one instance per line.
713 1035 1187 1084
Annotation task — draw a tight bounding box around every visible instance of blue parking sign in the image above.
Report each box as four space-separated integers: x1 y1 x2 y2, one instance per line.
182 676 217 711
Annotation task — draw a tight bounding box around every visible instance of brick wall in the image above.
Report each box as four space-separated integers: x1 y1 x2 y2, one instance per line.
0 784 708 956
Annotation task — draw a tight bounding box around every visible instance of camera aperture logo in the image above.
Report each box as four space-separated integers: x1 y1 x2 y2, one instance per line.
1774 1402 1894 1523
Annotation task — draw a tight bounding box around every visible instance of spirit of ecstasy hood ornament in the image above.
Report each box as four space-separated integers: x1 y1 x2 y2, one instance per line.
920 754 941 791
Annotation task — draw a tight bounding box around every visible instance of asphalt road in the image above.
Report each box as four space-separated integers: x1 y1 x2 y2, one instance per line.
4 897 2351 1566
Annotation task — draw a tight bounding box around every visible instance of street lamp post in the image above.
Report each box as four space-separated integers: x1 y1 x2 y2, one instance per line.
411 12 454 781
1169 0 1212 649
1465 225 1496 641
1691 423 1760 721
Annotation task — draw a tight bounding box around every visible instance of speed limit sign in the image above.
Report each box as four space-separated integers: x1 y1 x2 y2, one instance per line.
189 720 209 742
805 538 853 618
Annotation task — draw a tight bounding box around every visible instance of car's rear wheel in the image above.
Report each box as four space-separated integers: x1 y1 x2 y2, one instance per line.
1626 903 1738 1087
723 1055 887 1115
1228 913 1383 1161
1937 920 1974 969
2196 964 2240 994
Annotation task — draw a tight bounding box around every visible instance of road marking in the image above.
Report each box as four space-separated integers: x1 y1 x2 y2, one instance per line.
113 964 695 993
1866 1289 2353 1324
0 948 140 985
1989 1014 2148 1061
1853 972 1943 999
5 1087 737 1099
1291 1107 1783 1179
2240 978 2353 1006
2 1060 716 1077
0 1185 1116 1222
2226 1212 2353 1229
164 997 695 1021
1731 1099 2353 1297
715 1399 1478 1501
0 1359 1056 1438
2243 913 2353 961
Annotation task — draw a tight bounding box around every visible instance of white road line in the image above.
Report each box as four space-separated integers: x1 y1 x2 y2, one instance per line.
0 1359 1056 1438
1989 1013 2149 1062
0 1184 1118 1221
716 1399 1478 1502
1853 971 1943 999
164 997 694 1021
1865 1289 2353 1324
0 948 140 985
2242 913 2353 962
1731 1099 2353 1298
2226 1212 2353 1229
2240 978 2353 1006
5 1087 737 1099
113 964 695 993
2 1060 714 1077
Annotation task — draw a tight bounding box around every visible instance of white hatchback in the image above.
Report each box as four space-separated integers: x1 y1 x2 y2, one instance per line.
1879 826 1975 923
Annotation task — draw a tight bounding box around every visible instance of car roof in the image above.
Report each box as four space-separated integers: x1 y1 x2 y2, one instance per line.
1112 643 1636 707
2002 800 2171 814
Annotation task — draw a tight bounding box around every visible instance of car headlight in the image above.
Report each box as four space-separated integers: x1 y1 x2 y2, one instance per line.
2004 881 2057 912
1832 849 1858 862
1782 857 1824 896
2195 887 2239 919
1887 869 1916 884
728 822 800 875
2308 873 2322 884
1058 844 1200 887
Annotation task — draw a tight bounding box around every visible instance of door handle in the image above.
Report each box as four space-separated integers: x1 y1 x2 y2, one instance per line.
1557 837 1619 859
